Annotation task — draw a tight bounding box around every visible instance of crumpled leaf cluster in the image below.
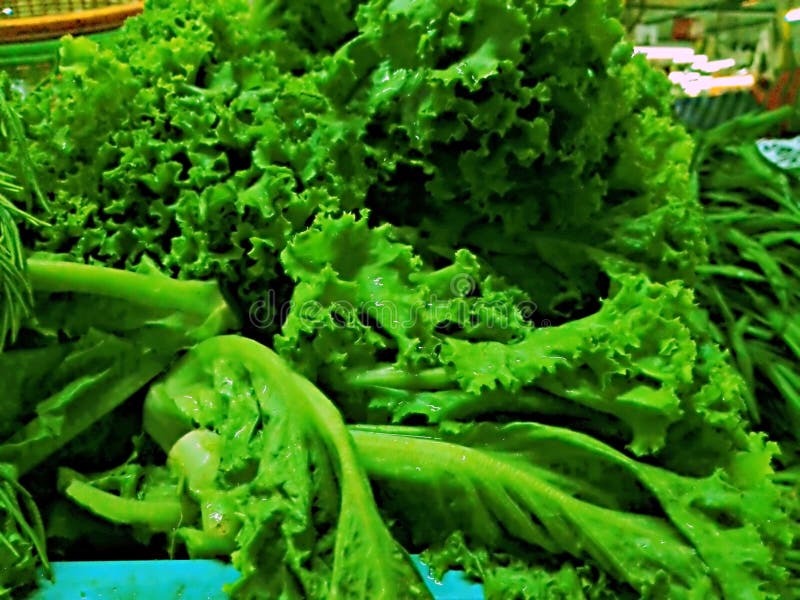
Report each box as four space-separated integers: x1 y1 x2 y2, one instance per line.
12 0 702 325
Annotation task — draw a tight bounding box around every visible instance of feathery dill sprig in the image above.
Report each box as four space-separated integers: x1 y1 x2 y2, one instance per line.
0 73 48 350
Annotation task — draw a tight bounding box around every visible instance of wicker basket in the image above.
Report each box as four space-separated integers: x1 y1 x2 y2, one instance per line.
3 0 131 18
0 0 142 43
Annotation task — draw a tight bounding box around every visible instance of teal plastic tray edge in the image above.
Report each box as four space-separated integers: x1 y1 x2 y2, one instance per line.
30 557 484 599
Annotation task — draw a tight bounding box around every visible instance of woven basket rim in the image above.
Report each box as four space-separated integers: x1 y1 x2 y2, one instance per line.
0 2 142 43
2 1 134 18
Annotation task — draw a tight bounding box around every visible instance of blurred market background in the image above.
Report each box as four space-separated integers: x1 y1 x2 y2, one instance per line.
623 0 800 129
1 0 799 132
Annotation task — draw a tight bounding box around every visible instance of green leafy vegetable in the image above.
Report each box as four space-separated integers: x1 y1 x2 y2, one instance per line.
65 336 430 599
11 0 370 320
278 213 746 475
0 257 238 476
0 73 49 350
0 463 49 599
319 0 704 319
11 0 708 327
2 0 799 597
0 257 237 595
693 108 800 452
421 532 630 600
351 422 793 598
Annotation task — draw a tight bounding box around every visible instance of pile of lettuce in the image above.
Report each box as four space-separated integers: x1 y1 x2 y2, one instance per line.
12 0 703 324
0 0 798 598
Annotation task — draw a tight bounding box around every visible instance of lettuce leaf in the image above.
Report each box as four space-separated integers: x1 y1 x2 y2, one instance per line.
352 422 792 598
64 336 431 599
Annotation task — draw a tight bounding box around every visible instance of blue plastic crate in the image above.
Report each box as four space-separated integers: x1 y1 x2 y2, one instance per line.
31 558 484 599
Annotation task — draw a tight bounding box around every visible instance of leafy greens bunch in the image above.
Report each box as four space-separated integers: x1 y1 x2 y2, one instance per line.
12 0 371 319
11 0 704 325
62 336 430 599
0 75 56 598
60 332 794 599
1 0 799 598
320 0 706 320
277 213 749 475
0 255 238 597
0 79 239 588
692 108 800 456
